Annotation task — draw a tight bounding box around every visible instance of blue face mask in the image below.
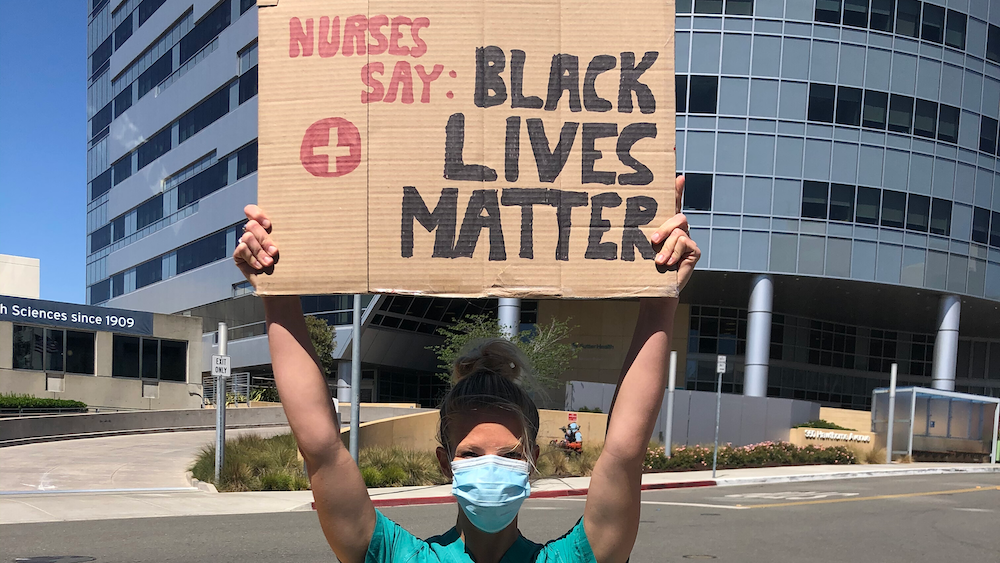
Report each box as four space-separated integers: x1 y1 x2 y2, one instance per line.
451 455 531 534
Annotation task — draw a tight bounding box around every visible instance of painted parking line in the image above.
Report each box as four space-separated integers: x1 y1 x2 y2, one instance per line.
556 497 748 510
743 486 1000 509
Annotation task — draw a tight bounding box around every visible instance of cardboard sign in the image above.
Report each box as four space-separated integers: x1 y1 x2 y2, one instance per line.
257 0 677 298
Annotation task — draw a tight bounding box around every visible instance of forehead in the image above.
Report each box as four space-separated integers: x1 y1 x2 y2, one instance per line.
449 408 524 451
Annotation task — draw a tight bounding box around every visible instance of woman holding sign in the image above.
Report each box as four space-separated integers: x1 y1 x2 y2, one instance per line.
233 176 699 563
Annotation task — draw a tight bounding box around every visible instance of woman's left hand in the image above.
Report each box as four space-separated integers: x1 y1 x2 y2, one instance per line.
650 175 701 292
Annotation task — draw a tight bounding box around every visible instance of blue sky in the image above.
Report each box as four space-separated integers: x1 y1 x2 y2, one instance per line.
0 1 87 304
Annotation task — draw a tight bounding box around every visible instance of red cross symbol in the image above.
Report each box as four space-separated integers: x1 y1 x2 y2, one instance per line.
299 117 361 178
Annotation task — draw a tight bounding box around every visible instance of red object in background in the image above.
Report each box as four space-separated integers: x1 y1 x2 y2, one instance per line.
568 413 578 422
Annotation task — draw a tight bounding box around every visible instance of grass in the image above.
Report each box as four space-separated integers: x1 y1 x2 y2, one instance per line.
358 446 449 487
190 433 309 492
534 444 603 478
795 419 856 431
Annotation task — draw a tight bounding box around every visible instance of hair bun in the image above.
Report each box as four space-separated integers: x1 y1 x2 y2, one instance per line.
452 338 528 383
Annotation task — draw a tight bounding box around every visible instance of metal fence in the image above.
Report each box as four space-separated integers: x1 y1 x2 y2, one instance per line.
202 372 251 406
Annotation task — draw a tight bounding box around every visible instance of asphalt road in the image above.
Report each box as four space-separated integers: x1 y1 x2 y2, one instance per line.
2 473 998 563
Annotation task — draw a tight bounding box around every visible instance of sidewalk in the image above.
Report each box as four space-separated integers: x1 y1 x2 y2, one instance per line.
2 462 997 525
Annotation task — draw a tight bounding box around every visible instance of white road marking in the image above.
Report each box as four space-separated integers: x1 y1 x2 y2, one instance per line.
725 491 859 501
953 508 993 513
554 497 748 510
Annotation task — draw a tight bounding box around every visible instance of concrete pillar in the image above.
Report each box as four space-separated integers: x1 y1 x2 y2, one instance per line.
744 274 773 398
336 361 352 404
94 331 114 377
498 298 521 340
931 295 961 391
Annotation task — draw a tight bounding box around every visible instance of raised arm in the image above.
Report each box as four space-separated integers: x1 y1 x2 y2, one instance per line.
584 178 700 563
235 205 375 563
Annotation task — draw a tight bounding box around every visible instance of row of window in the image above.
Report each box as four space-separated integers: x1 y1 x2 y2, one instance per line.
816 1 968 51
12 327 96 375
112 335 188 381
89 0 169 79
676 0 754 16
90 222 245 303
801 181 953 236
90 58 257 202
89 141 257 254
807 83 960 143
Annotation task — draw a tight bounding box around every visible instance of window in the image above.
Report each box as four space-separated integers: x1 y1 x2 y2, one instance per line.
141 338 159 379
91 36 112 77
114 84 132 117
239 43 258 74
936 104 959 144
178 87 230 143
895 0 920 38
179 0 232 64
688 76 718 114
136 194 164 230
138 0 167 26
989 25 1000 65
868 329 898 373
869 0 894 32
66 331 96 375
114 13 133 49
176 231 228 274
90 279 111 304
138 52 172 98
113 335 141 378
972 207 990 244
112 215 126 242
836 86 863 126
112 272 125 297
683 173 713 211
862 90 888 129
881 190 906 228
856 187 880 224
13 326 95 374
802 181 830 219
980 117 998 154
944 10 966 50
159 340 188 381
135 258 162 289
888 94 913 134
829 184 855 222
808 84 836 123
239 0 255 14
91 103 112 139
91 0 109 16
694 0 724 14
113 155 132 186
920 3 944 44
843 0 868 28
237 141 258 179
91 170 112 201
676 75 688 114
816 0 842 24
906 194 929 231
913 99 937 138
725 0 753 15
238 64 258 104
137 128 171 169
992 211 1000 247
929 198 951 236
90 224 112 252
677 0 693 12
178 160 228 208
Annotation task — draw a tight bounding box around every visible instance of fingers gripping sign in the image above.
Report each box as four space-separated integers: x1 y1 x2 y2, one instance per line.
649 176 700 291
233 204 279 286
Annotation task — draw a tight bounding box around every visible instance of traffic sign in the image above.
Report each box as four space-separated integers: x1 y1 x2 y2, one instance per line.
716 355 727 374
212 355 231 377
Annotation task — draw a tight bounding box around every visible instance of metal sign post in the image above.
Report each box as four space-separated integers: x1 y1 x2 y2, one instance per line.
349 294 362 462
712 355 726 478
213 322 230 484
664 351 677 458
885 363 897 464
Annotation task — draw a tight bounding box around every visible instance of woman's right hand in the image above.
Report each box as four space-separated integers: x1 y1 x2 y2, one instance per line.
233 204 278 285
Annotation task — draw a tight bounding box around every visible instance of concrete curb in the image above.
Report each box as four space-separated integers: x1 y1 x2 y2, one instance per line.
185 471 219 493
0 423 290 448
352 466 1000 508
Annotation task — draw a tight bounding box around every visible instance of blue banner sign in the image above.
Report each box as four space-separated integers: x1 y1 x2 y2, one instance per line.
0 296 154 336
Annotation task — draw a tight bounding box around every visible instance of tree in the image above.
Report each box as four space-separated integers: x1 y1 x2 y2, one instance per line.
305 315 337 378
428 314 578 404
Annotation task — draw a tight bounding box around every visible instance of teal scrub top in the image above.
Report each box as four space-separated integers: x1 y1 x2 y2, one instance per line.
366 510 597 563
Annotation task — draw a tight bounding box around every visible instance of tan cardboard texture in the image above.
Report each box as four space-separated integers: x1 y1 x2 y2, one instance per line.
257 0 677 298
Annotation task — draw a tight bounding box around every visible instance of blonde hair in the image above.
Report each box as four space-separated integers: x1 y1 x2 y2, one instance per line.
438 338 540 458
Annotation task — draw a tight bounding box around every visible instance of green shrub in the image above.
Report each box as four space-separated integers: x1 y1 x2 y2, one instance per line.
0 393 87 410
795 419 855 431
577 406 603 413
190 433 310 492
644 441 857 472
358 446 448 488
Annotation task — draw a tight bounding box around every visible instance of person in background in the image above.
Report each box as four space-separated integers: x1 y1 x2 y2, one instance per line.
233 176 699 563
